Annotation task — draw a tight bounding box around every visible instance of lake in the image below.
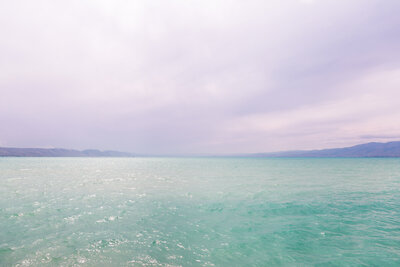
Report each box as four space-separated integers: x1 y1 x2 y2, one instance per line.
1 157 400 266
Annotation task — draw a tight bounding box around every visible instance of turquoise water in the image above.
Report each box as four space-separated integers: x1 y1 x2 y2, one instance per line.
1 158 400 266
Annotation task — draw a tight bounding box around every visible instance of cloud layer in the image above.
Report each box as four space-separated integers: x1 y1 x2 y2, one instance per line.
1 0 400 154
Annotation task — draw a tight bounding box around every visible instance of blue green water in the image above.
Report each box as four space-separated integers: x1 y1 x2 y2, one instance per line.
1 158 400 266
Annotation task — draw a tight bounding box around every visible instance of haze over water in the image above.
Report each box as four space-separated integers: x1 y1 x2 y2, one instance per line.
2 1 400 153
1 157 400 266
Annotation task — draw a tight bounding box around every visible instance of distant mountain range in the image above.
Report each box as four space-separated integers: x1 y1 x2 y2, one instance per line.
0 147 134 157
247 141 400 158
1 141 400 157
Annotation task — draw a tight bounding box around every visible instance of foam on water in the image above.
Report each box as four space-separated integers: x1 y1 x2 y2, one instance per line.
1 157 400 266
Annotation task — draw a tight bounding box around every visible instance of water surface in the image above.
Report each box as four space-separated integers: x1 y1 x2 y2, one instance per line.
1 158 400 266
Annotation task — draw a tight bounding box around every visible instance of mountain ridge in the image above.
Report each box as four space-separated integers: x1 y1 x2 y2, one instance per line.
246 141 400 158
1 141 400 157
0 147 134 157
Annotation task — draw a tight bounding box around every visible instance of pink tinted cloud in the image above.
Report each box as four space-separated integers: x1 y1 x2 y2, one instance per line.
1 0 400 154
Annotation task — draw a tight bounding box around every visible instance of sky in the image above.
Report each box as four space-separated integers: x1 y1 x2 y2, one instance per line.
1 0 400 154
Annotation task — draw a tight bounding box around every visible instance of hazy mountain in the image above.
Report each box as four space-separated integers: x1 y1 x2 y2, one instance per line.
248 141 400 158
2 141 400 157
0 147 134 157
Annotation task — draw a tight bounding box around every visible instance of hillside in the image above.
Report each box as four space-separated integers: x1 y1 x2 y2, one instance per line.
250 141 400 158
0 147 134 157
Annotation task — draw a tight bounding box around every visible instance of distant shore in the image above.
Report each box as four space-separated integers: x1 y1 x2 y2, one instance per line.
1 141 400 157
0 147 134 157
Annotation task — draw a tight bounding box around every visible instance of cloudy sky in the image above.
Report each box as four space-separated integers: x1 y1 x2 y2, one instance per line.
1 0 400 154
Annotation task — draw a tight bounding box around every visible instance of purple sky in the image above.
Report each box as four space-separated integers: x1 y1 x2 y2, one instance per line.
1 0 400 154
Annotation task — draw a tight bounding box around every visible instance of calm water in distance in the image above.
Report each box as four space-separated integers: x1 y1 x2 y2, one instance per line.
1 157 400 266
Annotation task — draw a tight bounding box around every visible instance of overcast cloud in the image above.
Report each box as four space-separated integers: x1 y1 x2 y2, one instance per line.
1 0 400 154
